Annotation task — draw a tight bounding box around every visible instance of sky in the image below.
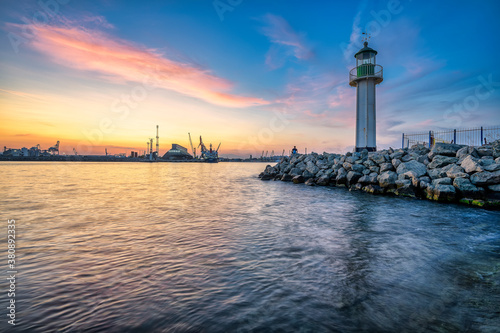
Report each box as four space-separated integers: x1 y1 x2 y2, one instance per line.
1 0 499 157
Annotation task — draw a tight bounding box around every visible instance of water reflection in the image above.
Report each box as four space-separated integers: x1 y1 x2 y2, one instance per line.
0 162 499 332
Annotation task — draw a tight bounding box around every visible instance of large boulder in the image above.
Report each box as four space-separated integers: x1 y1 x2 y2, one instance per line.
380 162 394 172
460 155 484 173
485 163 500 172
305 178 316 186
430 142 467 158
392 159 402 169
305 162 320 175
432 177 452 186
289 167 302 176
453 177 485 199
446 164 468 179
316 176 330 186
346 171 363 185
470 170 500 186
370 153 386 165
427 155 458 169
292 175 305 184
351 164 366 173
396 160 427 178
378 171 398 188
428 164 454 180
358 174 378 185
395 179 416 197
281 174 294 182
431 184 457 202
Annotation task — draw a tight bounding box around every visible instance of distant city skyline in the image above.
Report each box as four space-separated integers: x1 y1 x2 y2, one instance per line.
1 0 499 157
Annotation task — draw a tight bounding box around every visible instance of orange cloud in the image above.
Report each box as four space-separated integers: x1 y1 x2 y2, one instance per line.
8 21 269 108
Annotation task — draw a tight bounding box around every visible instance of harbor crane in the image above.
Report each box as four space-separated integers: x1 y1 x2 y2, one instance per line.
73 148 77 156
48 141 60 155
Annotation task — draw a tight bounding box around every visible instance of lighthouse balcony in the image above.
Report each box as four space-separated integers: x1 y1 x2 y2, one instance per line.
349 64 383 87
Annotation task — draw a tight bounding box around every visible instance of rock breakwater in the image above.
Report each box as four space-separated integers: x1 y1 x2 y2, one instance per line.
259 141 500 209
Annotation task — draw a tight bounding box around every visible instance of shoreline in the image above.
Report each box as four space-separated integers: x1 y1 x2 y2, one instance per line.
259 141 500 210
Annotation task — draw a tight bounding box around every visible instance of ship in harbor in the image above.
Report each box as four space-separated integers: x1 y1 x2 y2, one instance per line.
198 136 220 163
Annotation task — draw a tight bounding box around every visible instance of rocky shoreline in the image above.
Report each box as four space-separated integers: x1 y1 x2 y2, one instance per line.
259 141 500 210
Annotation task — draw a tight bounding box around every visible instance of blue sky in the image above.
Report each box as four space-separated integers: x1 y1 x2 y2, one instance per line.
1 0 499 156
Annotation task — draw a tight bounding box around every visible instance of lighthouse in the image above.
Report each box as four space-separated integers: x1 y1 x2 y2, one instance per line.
349 41 383 152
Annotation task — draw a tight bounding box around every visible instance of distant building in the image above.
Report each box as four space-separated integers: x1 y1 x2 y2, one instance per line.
162 144 193 160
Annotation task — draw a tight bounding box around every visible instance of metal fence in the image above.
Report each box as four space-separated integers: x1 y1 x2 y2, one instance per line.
402 126 500 149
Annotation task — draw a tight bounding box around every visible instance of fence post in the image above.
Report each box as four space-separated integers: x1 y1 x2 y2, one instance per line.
428 131 432 149
402 133 404 149
454 129 456 144
480 126 484 145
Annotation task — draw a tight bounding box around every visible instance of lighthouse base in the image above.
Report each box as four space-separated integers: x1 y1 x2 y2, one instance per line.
355 147 377 152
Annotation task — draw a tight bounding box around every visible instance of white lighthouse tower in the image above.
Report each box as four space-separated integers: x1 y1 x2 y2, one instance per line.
349 41 383 152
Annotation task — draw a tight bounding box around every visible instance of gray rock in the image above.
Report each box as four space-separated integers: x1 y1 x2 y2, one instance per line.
281 174 294 182
369 166 380 174
302 170 314 179
351 164 366 173
362 184 384 194
427 164 454 180
453 177 485 199
456 146 469 159
431 184 457 201
346 171 363 185
380 163 394 172
305 178 316 186
306 163 320 175
445 164 468 179
396 160 427 178
488 184 500 192
427 155 458 169
295 161 306 170
378 171 398 188
289 167 302 176
370 153 386 165
342 162 352 171
470 170 500 186
432 177 452 186
392 159 402 169
484 163 500 172
477 146 493 157
316 176 330 186
292 175 305 184
358 174 378 185
390 150 405 160
395 179 416 197
460 155 484 173
430 142 467 158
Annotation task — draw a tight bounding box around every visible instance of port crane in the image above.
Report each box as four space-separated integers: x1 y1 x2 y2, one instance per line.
198 136 221 162
73 148 78 155
48 141 60 155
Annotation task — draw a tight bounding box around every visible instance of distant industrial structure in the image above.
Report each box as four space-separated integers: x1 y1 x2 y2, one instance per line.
162 144 193 160
3 141 59 157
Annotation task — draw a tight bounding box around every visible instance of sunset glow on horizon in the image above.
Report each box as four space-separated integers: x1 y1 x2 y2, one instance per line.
1 0 499 157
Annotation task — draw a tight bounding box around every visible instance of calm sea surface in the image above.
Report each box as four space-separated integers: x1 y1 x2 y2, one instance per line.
1 161 500 332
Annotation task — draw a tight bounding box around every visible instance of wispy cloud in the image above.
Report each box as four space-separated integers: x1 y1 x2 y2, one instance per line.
342 0 367 61
259 14 313 69
6 17 269 108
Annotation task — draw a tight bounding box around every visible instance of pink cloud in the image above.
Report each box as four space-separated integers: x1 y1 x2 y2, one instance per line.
8 20 269 108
